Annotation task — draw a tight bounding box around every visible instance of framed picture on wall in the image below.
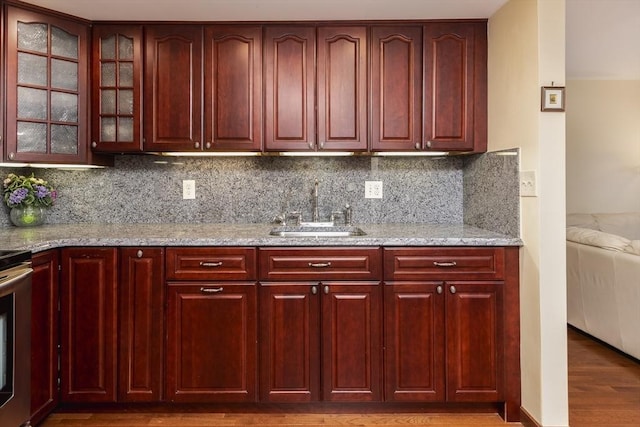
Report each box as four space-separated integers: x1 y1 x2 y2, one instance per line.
541 86 565 112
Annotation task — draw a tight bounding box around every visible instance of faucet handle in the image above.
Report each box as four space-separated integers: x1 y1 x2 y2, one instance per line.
330 210 345 225
344 204 353 225
273 213 287 225
286 211 302 226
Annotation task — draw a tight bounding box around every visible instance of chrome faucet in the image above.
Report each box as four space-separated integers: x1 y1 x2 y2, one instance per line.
312 179 320 222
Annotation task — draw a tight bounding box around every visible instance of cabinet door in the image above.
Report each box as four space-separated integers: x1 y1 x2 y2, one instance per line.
4 6 88 164
259 282 320 402
322 281 382 402
264 26 316 151
91 25 143 152
204 26 262 151
30 250 60 425
118 248 164 402
445 281 503 402
60 247 118 403
424 23 486 152
370 26 422 151
166 282 257 402
144 25 202 151
317 26 368 151
383 282 445 402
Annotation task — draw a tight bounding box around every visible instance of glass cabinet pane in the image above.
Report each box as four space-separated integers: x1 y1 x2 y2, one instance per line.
118 35 134 60
118 89 134 115
101 63 117 86
118 118 134 141
118 63 133 86
101 89 116 114
51 59 78 90
51 92 78 122
51 26 78 59
51 124 78 154
101 34 116 60
17 53 47 86
17 22 48 53
17 87 48 119
17 122 47 152
101 117 117 141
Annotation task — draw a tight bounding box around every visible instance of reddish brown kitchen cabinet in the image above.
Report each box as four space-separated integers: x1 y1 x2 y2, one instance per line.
4 6 90 164
383 247 520 422
118 247 164 402
165 247 257 402
204 26 262 151
264 26 316 151
317 27 368 151
91 25 144 152
30 250 60 425
370 26 423 151
144 25 203 151
423 22 487 152
259 248 382 402
60 247 118 403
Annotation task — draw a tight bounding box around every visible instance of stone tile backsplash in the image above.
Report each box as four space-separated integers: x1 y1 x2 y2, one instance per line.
0 151 519 236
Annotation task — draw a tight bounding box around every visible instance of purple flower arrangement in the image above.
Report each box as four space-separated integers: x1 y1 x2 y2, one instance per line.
3 173 57 209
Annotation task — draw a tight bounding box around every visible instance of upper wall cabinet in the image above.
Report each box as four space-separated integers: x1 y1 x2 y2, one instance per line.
144 25 203 152
264 26 315 151
204 26 262 151
423 22 487 153
4 6 90 164
91 25 143 153
317 26 368 151
370 26 423 151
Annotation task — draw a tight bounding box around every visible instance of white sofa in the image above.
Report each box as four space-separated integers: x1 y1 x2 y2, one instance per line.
566 212 640 360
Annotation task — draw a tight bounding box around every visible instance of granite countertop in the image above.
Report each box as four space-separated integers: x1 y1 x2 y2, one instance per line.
0 223 522 253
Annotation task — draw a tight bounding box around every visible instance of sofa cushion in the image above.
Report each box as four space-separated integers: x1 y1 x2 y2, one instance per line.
593 213 640 240
566 226 631 252
624 240 640 256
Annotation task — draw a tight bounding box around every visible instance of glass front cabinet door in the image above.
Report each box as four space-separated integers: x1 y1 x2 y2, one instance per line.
4 6 88 164
91 25 143 152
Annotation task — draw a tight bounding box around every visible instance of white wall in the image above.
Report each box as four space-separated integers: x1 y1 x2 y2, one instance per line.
566 80 640 213
488 0 568 426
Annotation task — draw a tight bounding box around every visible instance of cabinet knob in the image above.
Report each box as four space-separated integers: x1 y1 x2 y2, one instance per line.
194 141 200 149
91 141 97 148
323 285 329 295
449 285 457 294
436 285 443 294
8 152 15 160
136 250 143 258
205 142 211 149
426 140 432 148
311 286 318 295
415 142 420 150
308 141 315 150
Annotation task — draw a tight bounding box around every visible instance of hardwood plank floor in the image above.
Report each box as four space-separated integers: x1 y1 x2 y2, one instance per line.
39 328 640 426
568 327 640 427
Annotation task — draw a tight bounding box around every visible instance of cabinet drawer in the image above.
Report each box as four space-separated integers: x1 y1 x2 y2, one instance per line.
384 247 504 281
259 247 381 281
166 247 256 280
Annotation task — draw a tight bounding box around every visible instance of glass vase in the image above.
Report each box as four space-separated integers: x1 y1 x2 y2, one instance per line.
10 205 46 227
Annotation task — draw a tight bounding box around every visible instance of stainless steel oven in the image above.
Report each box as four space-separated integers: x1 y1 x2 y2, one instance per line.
0 250 32 427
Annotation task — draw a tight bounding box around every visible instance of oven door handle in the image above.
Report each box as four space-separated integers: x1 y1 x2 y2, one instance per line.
0 267 33 295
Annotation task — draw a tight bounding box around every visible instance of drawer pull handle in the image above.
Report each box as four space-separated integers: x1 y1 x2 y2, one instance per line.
200 261 223 268
309 262 332 268
200 287 224 294
433 261 457 267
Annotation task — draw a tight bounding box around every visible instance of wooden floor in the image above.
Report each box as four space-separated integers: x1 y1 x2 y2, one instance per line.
39 327 640 427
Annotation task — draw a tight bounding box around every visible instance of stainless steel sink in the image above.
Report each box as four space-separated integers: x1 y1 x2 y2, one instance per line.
269 225 366 237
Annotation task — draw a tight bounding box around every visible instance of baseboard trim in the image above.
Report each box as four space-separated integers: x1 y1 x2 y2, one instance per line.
520 407 541 427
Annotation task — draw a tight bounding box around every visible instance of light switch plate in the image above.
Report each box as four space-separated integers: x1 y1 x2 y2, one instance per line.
365 181 383 199
519 171 537 197
182 180 196 199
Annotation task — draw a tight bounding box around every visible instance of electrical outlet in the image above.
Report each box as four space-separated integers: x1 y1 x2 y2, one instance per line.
519 171 537 197
365 181 383 199
182 180 196 199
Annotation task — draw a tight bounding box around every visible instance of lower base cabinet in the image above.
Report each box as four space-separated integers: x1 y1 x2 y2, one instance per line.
165 282 257 402
30 250 60 426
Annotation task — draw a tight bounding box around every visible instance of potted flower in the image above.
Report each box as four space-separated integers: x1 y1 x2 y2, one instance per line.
3 173 56 226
